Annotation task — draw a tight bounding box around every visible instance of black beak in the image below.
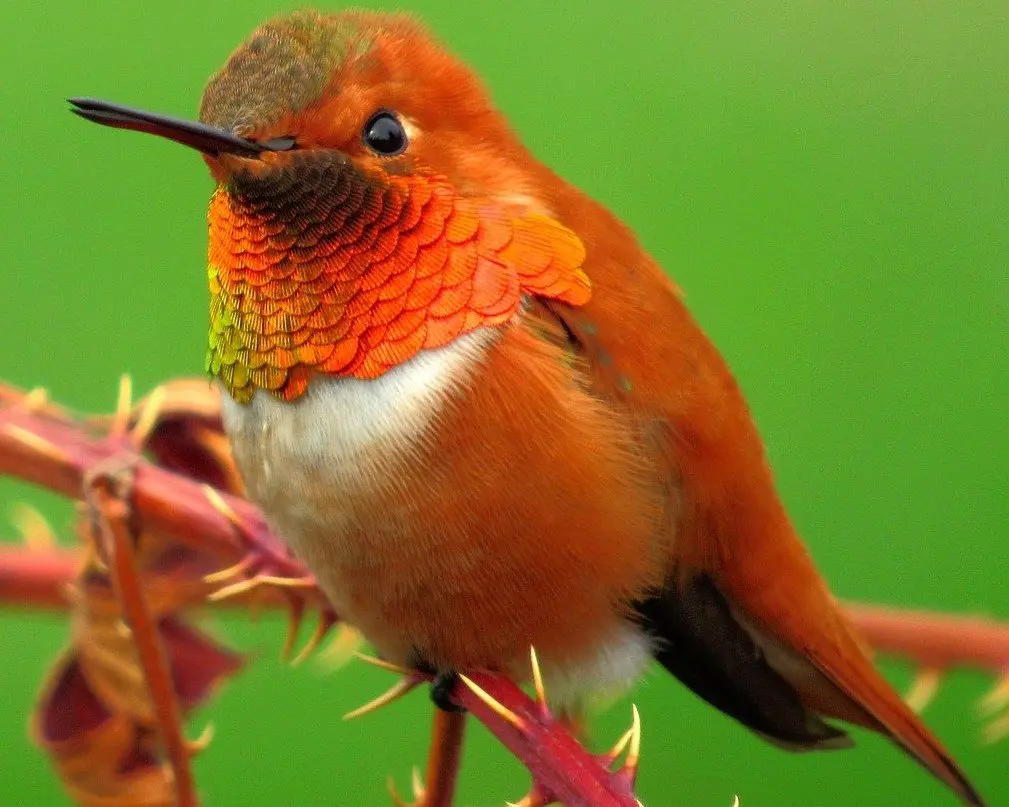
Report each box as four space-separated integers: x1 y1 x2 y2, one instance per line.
68 97 269 159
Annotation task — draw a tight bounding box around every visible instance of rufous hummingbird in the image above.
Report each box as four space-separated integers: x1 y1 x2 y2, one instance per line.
69 10 983 805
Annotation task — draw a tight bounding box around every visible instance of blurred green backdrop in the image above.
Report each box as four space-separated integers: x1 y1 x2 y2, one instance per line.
1 1 1006 805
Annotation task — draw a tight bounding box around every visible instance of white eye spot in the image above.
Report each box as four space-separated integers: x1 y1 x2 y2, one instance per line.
401 116 421 144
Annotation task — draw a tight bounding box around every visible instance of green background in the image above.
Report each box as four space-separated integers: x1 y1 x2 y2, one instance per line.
1 1 1006 805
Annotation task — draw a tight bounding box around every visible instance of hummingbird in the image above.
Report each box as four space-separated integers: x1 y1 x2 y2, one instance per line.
69 10 983 805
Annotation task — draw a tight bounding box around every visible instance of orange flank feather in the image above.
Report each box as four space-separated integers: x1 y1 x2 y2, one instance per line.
532 176 982 803
70 8 984 805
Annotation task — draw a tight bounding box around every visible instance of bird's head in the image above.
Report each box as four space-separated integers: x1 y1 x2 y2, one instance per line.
71 10 589 402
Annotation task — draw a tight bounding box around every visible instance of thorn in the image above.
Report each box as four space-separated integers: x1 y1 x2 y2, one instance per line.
202 484 243 528
904 667 943 713
387 770 426 807
2 424 70 464
604 724 634 766
115 619 132 639
625 704 642 777
505 786 550 807
387 775 408 807
978 675 1009 716
280 598 306 662
983 710 1009 744
459 674 526 731
76 534 108 574
11 503 56 550
315 624 364 672
20 387 49 413
731 797 740 807
343 676 421 720
207 576 262 602
255 574 315 589
202 555 256 585
129 384 167 448
411 766 426 801
186 722 215 755
354 652 413 676
246 584 267 623
530 646 547 711
290 611 334 666
109 373 133 439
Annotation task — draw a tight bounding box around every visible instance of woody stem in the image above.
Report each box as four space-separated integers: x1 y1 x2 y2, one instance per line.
0 545 77 608
87 474 198 807
842 602 1009 673
422 709 467 807
3 545 1009 678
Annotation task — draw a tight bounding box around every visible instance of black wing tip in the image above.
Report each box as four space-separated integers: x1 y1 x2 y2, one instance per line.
635 574 851 749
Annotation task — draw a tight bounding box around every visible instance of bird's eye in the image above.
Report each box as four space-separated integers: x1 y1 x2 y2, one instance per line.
363 111 407 156
263 136 297 151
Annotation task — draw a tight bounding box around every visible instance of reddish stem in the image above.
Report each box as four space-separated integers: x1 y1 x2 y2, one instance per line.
88 479 198 807
0 545 77 608
458 674 639 807
4 545 1009 678
0 405 315 592
4 389 1008 807
843 603 1009 673
420 709 467 807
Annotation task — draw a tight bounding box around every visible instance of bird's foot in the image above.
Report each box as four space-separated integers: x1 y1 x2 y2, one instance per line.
430 671 466 713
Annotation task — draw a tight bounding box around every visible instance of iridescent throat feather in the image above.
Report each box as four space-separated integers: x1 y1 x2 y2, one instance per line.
206 151 591 402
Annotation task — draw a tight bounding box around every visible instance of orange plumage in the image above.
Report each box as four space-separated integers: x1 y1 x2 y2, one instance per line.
70 9 983 805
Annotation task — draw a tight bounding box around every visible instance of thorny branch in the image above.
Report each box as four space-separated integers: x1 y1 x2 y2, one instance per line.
1 379 1007 807
0 379 643 807
87 473 200 807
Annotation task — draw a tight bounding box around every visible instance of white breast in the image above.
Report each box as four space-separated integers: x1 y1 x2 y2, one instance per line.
218 330 494 538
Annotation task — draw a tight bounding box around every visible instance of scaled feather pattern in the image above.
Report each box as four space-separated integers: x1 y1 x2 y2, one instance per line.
207 153 590 402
